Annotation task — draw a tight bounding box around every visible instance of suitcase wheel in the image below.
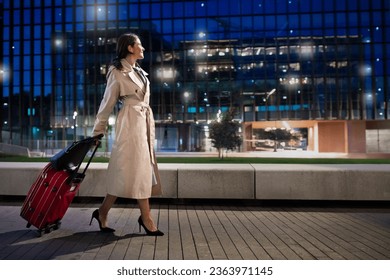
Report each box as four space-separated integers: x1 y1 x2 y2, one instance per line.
44 225 53 234
53 221 62 230
26 222 31 228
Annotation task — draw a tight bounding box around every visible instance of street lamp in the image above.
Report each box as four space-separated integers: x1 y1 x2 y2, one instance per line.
265 88 276 120
72 111 78 141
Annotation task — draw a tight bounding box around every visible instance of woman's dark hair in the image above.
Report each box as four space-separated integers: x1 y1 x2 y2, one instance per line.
112 33 139 70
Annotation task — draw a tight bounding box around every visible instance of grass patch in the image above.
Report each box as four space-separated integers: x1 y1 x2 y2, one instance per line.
1 153 390 164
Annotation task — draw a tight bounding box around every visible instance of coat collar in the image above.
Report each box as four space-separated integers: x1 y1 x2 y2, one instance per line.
120 59 149 93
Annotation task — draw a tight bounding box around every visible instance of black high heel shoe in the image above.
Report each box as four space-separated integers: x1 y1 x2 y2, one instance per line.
138 216 164 236
89 209 115 232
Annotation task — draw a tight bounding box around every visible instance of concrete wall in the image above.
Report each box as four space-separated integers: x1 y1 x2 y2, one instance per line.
1 162 390 201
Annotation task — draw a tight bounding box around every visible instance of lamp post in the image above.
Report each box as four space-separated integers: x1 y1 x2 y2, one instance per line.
72 111 78 141
265 88 276 120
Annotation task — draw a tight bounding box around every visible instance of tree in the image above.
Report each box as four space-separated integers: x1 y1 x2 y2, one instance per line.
209 108 242 159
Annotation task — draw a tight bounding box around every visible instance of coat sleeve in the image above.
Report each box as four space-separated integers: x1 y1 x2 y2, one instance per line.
92 69 120 137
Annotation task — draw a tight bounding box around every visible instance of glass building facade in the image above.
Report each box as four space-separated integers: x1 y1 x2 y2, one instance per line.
1 0 389 153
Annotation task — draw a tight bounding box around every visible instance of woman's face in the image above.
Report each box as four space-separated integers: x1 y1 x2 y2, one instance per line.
128 38 145 60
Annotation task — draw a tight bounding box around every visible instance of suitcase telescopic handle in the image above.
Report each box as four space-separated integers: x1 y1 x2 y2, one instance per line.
81 136 101 176
69 134 103 183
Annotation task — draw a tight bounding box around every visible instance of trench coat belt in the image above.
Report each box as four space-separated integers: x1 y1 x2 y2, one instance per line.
121 98 155 164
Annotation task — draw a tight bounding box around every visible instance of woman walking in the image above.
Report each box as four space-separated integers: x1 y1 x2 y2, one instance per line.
90 33 163 236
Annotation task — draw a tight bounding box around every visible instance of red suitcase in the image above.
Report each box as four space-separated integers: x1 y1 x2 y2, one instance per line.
20 135 101 236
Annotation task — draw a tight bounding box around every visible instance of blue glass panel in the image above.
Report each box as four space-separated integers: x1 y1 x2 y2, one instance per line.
14 0 21 8
4 9 10 25
359 0 369 10
24 40 31 55
65 7 73 22
253 16 265 33
336 28 347 36
13 71 21 84
33 9 41 24
185 1 195 17
44 70 51 83
3 25 9 42
151 3 161 18
360 12 370 26
375 60 384 76
185 18 195 33
129 4 138 18
335 0 346 11
173 19 184 33
312 14 322 28
55 8 62 23
65 24 72 32
44 86 51 96
241 0 253 14
205 0 216 16
24 9 31 24
13 86 20 96
264 1 275 14
140 4 150 18
196 1 206 16
3 41 10 55
44 54 51 68
54 24 62 32
347 0 358 10
336 13 346 30
75 23 84 31
277 14 289 32
24 26 31 39
265 15 276 30
372 12 382 26
13 41 21 54
34 55 41 68
118 5 127 20
34 71 42 85
373 26 383 42
287 0 298 12
276 0 288 13
44 8 52 23
383 0 389 9
108 5 117 21
195 18 207 33
323 0 334 11
163 19 173 34
44 25 51 38
3 87 9 97
324 13 335 27
13 10 21 25
86 6 95 21
96 5 106 21
76 6 84 22
348 12 358 27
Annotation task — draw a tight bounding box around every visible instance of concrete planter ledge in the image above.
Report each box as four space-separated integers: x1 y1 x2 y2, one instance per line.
0 162 389 201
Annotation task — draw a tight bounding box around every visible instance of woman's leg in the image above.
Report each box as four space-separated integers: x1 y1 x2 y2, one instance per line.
98 194 117 228
137 198 158 231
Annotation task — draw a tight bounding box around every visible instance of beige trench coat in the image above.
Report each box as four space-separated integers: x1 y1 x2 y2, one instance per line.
92 59 162 199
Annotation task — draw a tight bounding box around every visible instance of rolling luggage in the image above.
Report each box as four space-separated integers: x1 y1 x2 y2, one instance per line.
20 135 102 236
